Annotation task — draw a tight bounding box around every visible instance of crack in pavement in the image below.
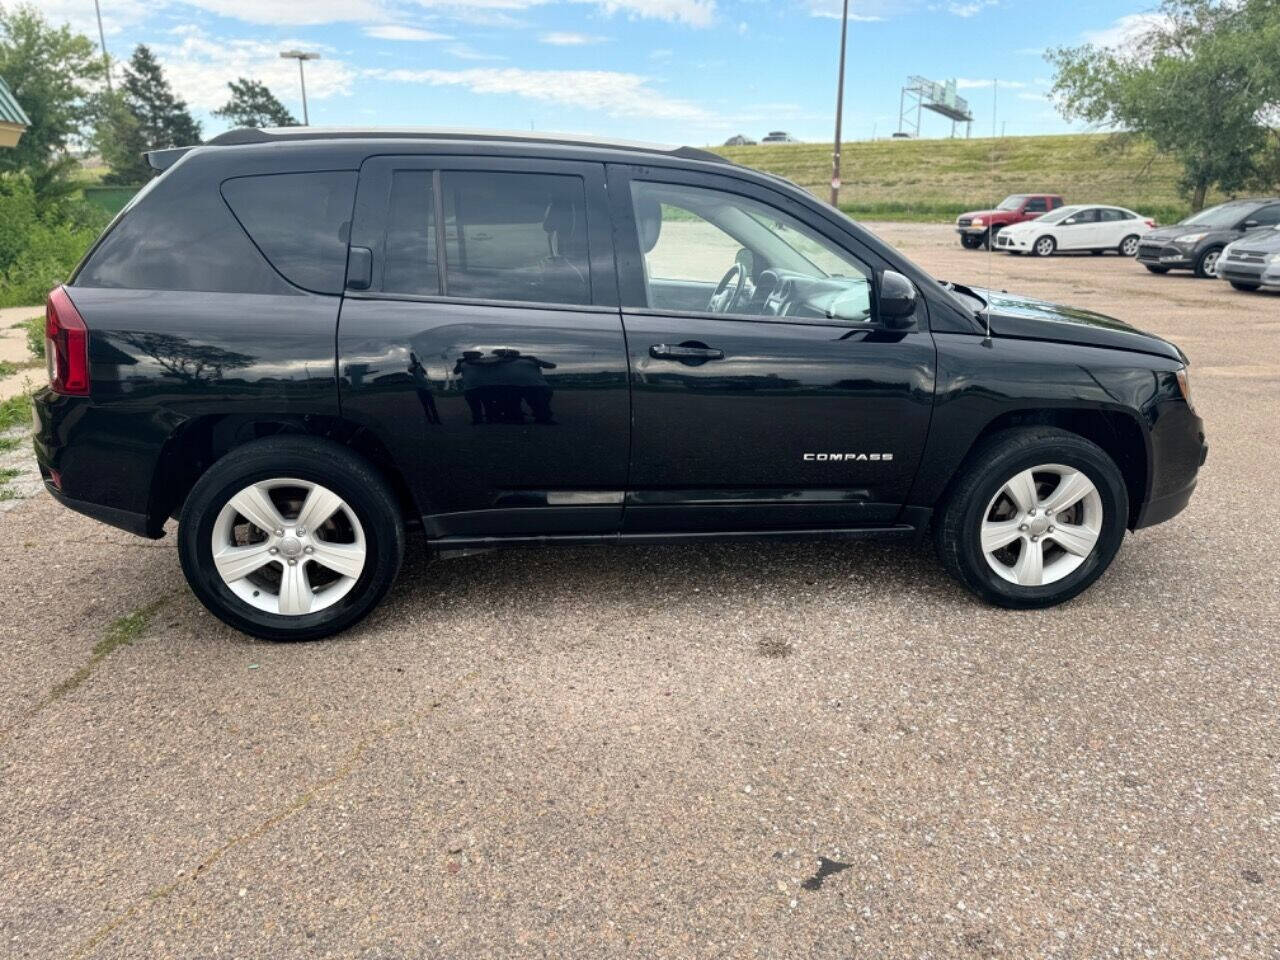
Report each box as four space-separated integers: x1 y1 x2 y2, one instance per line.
0 596 171 744
71 668 481 959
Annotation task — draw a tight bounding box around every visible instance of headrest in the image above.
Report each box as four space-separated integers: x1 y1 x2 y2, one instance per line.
635 194 662 253
543 197 576 240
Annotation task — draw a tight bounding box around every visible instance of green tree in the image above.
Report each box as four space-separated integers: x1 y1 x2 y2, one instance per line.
0 4 104 184
96 44 201 184
213 77 295 128
1050 0 1280 210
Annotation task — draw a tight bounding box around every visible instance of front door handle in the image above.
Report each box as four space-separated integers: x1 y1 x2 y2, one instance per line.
649 342 725 362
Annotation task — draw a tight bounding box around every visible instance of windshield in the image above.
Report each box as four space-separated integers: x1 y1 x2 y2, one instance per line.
1181 202 1250 228
1035 205 1083 224
997 195 1029 211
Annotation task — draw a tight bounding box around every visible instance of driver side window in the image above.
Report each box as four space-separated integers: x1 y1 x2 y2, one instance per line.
628 180 872 323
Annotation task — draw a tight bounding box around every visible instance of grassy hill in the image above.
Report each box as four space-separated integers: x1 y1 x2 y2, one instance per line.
712 133 1199 224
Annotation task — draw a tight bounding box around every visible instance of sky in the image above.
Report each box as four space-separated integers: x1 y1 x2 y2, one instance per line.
32 0 1160 146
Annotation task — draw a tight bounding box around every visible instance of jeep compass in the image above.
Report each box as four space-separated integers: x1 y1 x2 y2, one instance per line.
32 128 1207 640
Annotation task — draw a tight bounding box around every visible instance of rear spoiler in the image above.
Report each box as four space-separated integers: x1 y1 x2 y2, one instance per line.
145 147 193 172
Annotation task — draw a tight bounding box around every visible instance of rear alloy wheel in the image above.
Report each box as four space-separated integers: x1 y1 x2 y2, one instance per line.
1119 235 1140 257
935 428 1128 608
178 436 404 641
1194 247 1222 278
1033 236 1056 257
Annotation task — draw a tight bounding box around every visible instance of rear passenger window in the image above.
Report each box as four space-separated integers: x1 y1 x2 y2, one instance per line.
382 170 439 295
221 171 357 295
440 171 590 305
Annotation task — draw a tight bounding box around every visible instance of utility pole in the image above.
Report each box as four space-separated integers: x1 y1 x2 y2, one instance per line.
94 0 112 94
829 0 849 207
992 78 998 139
280 50 320 125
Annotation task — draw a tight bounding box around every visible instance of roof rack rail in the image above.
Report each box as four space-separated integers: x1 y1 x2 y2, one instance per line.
204 126 732 165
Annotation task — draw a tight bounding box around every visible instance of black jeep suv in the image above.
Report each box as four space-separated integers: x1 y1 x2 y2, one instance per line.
33 128 1207 640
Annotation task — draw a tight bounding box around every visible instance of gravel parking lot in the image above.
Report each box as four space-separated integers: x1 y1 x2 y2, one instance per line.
2 224 1277 959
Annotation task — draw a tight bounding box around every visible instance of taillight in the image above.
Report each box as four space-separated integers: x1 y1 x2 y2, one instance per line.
1145 219 1157 228
45 285 89 396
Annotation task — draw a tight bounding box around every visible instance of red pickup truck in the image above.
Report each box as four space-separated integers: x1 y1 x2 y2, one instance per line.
956 194 1064 249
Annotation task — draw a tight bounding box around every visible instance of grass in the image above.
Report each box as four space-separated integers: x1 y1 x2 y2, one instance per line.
44 599 168 705
22 315 43 360
713 133 1203 225
0 392 32 434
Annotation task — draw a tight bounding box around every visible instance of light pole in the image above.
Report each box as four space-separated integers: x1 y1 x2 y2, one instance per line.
94 0 112 94
829 0 849 207
279 50 320 125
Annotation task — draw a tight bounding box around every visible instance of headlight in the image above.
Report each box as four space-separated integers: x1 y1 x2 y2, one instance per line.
1175 367 1196 413
1269 253 1280 264
1175 232 1207 244
971 218 985 227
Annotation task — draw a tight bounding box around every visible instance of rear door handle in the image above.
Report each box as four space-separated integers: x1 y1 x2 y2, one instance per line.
649 342 724 362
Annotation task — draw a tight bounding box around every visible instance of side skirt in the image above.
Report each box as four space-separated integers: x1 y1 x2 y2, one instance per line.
428 522 927 554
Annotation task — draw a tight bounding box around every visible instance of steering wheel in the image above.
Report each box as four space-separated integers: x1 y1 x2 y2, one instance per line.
708 263 746 314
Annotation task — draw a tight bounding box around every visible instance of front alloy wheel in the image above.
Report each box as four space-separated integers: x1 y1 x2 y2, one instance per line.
1034 236 1056 257
935 427 1128 609
980 465 1102 587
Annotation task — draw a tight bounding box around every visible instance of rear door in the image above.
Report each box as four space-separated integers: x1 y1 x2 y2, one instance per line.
607 164 936 533
338 155 630 538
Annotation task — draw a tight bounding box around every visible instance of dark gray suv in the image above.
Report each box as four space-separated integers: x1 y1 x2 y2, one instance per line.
1137 197 1280 278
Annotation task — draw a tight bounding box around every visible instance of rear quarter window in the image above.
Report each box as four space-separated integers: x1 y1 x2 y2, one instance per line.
221 171 357 294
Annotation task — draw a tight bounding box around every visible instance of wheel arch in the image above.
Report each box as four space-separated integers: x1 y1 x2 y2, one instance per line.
935 407 1149 529
145 414 421 536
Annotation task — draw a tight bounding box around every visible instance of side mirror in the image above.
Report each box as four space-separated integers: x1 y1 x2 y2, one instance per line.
1063 217 1078 225
879 270 918 328
1242 219 1260 230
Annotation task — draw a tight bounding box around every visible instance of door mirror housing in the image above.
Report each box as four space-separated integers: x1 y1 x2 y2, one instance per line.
1063 217 1078 225
879 270 918 328
1241 219 1261 230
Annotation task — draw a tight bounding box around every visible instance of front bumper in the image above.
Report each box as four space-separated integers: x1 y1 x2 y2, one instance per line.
1136 241 1193 268
1217 258 1280 286
994 232 1032 252
956 225 989 237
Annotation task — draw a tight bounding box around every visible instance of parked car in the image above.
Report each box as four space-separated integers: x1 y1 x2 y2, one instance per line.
723 134 756 146
761 131 797 143
1215 224 1280 291
995 205 1155 257
33 128 1206 640
1136 197 1280 278
956 194 1064 249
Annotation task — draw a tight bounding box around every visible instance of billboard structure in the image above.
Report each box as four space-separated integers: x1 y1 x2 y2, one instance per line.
896 76 974 139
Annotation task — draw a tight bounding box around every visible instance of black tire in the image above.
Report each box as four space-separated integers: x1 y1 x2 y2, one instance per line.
1091 249 1105 256
961 235 983 250
1230 280 1261 292
935 428 1129 609
178 436 405 641
1193 246 1223 279
985 224 1004 250
1033 235 1056 257
1145 265 1170 274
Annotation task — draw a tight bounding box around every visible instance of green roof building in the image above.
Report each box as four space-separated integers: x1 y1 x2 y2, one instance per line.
0 76 31 148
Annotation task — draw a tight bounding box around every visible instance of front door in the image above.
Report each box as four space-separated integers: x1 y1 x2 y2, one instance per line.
607 165 936 533
338 156 630 538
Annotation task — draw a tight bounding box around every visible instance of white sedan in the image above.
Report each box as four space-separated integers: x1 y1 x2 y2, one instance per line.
995 204 1156 257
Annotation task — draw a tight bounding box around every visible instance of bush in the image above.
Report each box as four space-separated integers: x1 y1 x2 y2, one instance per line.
0 173 108 308
23 314 44 360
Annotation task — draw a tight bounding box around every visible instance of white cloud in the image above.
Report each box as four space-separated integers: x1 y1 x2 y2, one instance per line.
367 66 709 120
939 0 995 17
364 25 454 41
168 0 386 26
957 78 1027 90
30 0 154 36
445 42 507 60
150 29 355 113
538 32 608 45
1083 13 1168 50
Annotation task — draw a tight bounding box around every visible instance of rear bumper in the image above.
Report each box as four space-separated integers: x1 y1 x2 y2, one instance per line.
42 481 157 538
